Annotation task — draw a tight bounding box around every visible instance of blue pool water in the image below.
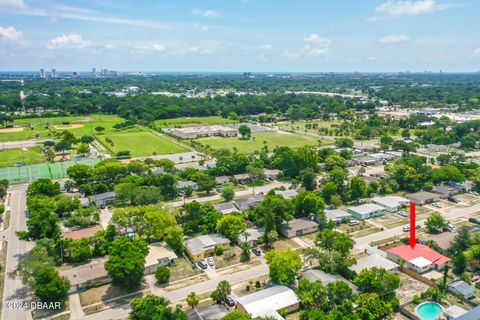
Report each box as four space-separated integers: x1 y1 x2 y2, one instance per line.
416 302 443 320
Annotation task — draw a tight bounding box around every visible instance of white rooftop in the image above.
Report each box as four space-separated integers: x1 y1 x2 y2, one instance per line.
351 253 399 273
372 196 410 208
408 256 432 268
236 286 300 318
349 203 384 215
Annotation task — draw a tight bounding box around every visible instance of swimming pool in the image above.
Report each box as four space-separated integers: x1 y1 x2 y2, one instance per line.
416 302 443 320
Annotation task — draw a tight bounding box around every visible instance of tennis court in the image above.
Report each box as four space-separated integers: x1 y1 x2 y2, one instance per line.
0 158 100 184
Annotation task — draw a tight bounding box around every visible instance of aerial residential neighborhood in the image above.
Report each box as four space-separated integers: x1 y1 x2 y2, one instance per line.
2 1 480 320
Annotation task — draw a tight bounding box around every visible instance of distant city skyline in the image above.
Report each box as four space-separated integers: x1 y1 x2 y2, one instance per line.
0 0 478 72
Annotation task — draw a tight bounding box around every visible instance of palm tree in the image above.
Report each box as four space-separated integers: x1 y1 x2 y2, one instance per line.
186 292 199 309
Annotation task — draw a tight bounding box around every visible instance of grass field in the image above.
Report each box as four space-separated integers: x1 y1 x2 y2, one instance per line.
195 131 324 153
154 116 235 128
97 130 188 157
0 147 44 168
278 119 342 133
10 114 127 140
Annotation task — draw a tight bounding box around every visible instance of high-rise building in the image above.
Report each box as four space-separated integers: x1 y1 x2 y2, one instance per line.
39 68 45 78
101 68 108 76
92 67 96 77
52 68 57 78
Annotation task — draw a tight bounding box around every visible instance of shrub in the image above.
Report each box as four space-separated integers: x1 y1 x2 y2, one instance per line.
412 295 421 304
214 246 224 256
155 266 170 284
0 204 4 213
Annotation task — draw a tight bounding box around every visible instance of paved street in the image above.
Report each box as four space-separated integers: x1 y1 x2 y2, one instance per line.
2 185 33 320
169 181 290 207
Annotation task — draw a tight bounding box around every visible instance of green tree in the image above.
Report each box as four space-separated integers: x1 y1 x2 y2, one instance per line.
253 195 293 244
216 215 246 241
77 143 90 157
194 172 216 194
105 236 149 290
353 267 400 301
334 137 354 148
349 177 367 202
292 190 326 222
155 266 170 284
211 280 231 304
34 267 70 306
129 295 187 320
164 226 185 253
425 212 448 234
221 311 252 320
265 249 302 286
238 125 251 139
453 252 467 275
186 292 200 309
95 126 105 134
355 293 394 320
300 169 317 191
221 185 235 202
27 179 61 197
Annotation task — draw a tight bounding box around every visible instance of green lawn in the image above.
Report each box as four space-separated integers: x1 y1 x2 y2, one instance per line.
195 131 324 153
0 147 45 168
7 114 127 141
154 116 235 128
97 130 188 157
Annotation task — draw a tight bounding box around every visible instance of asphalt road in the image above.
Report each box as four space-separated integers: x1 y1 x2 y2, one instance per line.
2 185 33 320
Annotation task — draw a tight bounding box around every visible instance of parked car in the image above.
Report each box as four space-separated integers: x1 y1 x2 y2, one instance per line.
197 261 208 270
252 247 262 256
207 256 215 266
226 296 235 307
445 224 456 233
348 220 359 226
432 202 442 208
402 226 410 232
416 224 421 229
469 217 480 224
448 196 460 203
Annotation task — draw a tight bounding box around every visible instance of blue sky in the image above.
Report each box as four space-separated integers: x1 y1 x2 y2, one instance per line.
0 0 478 72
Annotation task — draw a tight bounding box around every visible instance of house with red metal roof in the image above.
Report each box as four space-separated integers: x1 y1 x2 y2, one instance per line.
385 244 451 274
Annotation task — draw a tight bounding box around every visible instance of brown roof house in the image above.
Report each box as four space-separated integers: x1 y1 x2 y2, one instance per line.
280 218 318 238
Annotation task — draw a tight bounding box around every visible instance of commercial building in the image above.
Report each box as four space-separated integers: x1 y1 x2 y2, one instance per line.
448 280 475 299
386 244 451 273
185 234 230 261
406 191 439 205
279 218 318 238
371 196 410 213
170 125 237 140
301 269 359 294
351 253 399 273
348 203 385 220
236 286 301 319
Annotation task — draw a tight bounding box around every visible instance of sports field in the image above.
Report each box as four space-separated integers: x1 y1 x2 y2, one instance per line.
0 147 44 168
10 114 127 140
154 116 235 128
195 131 325 154
0 158 100 184
97 130 188 157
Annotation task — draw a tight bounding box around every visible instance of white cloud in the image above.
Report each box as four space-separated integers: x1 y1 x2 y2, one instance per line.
304 34 332 46
379 34 410 44
134 43 166 52
47 34 92 49
192 9 221 18
375 0 453 17
0 0 25 10
0 26 22 41
258 44 273 50
472 48 480 58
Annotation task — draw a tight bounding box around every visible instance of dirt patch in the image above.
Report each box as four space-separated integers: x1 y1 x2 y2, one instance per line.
54 124 84 130
0 127 23 133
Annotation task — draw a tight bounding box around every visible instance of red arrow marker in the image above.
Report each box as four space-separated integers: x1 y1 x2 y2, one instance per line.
409 202 416 249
